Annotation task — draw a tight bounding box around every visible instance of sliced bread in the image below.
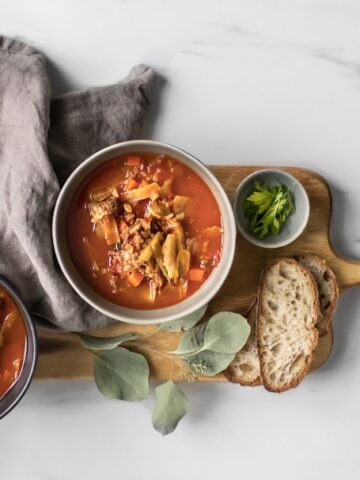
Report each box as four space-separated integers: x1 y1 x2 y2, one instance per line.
224 302 262 386
294 254 339 337
257 258 321 393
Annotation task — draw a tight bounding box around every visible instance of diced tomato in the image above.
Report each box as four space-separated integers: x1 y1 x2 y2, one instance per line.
126 178 139 191
126 155 142 167
188 268 205 282
127 270 144 287
132 199 149 218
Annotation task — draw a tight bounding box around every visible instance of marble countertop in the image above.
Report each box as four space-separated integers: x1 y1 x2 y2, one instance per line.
1 0 360 478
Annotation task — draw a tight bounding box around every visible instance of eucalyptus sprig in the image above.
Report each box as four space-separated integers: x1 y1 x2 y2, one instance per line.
79 306 250 435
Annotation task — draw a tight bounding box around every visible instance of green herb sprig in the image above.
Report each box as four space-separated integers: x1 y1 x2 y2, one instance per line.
78 307 250 436
244 181 295 239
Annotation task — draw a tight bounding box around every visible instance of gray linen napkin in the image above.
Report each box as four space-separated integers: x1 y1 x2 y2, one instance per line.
0 36 156 331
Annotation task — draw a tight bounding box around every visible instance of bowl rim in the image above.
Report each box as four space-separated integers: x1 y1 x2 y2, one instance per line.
52 140 237 324
0 276 38 419
233 168 310 249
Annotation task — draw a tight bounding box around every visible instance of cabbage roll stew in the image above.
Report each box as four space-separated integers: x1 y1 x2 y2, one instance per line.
0 288 26 398
67 153 223 309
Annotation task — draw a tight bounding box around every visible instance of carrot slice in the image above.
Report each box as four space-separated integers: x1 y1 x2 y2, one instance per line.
127 270 144 287
126 178 139 191
139 180 148 188
188 268 205 282
126 155 142 166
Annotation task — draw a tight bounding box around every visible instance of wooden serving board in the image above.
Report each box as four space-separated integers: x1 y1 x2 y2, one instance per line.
35 167 360 382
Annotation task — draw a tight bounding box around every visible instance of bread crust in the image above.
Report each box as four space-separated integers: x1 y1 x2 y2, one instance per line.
224 301 262 386
294 254 339 336
224 368 262 387
257 258 321 393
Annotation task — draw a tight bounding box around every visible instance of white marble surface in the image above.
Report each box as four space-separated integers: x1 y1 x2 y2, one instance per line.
1 0 360 478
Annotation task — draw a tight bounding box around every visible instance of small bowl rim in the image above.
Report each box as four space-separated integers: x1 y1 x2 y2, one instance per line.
233 168 310 249
52 140 237 324
0 276 38 419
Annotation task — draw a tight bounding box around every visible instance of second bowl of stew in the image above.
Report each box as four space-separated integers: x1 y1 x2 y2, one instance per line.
0 276 37 418
53 140 236 324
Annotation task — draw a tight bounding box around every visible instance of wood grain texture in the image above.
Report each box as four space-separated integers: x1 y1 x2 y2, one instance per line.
34 167 360 382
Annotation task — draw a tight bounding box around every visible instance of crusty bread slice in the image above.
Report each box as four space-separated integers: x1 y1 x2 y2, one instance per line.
257 258 321 393
294 254 339 337
224 302 262 386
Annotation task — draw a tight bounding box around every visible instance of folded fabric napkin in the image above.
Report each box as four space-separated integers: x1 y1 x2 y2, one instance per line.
0 36 156 331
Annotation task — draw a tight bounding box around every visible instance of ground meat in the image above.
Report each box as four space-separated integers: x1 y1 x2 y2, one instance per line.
88 197 120 223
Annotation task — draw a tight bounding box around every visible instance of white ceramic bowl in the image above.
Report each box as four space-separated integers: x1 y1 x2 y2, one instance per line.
52 140 236 325
234 169 310 249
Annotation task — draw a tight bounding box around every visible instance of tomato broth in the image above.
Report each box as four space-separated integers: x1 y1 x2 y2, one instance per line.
0 287 27 398
66 153 223 309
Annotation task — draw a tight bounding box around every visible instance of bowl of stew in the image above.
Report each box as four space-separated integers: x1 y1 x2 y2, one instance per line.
53 140 236 324
0 276 37 418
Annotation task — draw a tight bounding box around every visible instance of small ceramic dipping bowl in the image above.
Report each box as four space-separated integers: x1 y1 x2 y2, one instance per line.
234 169 310 249
0 276 37 419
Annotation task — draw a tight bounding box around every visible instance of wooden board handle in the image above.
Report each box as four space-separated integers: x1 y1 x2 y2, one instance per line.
331 254 360 291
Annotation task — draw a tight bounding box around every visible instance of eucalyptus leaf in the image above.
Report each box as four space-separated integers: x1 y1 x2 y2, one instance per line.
202 312 250 354
158 304 208 332
175 322 207 356
94 348 149 401
175 312 250 357
79 332 139 350
184 350 236 376
152 381 189 435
